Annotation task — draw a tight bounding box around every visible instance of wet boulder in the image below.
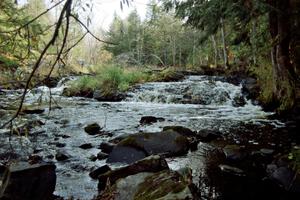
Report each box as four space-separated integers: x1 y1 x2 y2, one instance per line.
106 146 147 164
55 151 70 161
108 170 194 200
98 142 115 154
107 130 189 164
98 155 168 191
0 162 56 200
93 89 125 102
140 116 165 125
21 107 45 114
267 165 300 193
219 164 246 177
97 152 109 160
232 95 247 107
79 143 93 149
223 144 247 163
84 123 101 135
89 165 111 179
197 129 222 142
162 126 196 137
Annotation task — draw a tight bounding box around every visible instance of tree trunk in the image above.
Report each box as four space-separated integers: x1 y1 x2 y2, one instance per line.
251 19 257 65
211 35 218 66
268 0 296 112
220 18 229 67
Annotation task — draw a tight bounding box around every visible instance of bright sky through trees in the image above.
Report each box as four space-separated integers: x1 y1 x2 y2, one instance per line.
19 0 149 30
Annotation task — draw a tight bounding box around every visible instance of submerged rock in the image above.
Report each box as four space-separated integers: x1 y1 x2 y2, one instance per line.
84 123 101 135
140 116 165 125
0 162 56 200
107 130 189 164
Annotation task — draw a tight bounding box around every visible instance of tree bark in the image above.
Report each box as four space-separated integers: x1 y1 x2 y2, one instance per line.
220 18 229 67
211 35 218 66
267 0 296 111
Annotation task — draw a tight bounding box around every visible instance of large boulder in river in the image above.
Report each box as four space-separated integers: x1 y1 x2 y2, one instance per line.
0 162 56 200
107 130 189 164
98 155 169 191
99 170 195 200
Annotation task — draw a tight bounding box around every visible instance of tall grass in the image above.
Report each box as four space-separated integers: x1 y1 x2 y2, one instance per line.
68 64 150 96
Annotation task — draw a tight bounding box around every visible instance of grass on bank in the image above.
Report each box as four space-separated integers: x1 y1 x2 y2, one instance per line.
67 64 151 96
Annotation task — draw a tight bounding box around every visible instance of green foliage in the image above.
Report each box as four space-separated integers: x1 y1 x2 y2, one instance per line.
250 59 274 106
69 64 150 95
0 54 19 69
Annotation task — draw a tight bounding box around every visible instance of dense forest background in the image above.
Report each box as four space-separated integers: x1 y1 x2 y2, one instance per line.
0 0 299 114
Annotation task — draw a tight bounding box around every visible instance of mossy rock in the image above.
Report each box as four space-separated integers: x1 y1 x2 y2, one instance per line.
133 170 193 200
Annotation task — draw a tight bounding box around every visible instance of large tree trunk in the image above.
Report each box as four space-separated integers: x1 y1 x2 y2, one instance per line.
268 0 296 112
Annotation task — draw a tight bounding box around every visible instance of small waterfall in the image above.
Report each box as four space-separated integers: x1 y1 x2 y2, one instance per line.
126 76 246 107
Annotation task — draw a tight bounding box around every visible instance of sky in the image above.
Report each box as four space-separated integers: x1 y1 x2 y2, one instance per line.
19 0 150 31
91 0 149 31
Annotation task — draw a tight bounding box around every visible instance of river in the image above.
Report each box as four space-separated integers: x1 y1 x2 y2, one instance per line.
0 75 285 199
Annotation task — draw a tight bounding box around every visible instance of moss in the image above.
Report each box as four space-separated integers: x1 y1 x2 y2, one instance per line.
134 170 187 200
118 136 145 151
288 149 300 171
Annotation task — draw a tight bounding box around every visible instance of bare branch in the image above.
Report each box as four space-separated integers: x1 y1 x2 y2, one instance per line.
0 0 65 34
70 14 117 45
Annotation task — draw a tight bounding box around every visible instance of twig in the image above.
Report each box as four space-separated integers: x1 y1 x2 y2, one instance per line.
70 14 116 45
0 0 73 129
0 0 65 34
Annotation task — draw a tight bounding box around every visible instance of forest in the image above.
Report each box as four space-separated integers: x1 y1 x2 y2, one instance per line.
0 0 299 200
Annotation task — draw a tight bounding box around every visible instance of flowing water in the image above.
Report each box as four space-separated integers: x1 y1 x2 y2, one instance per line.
0 75 284 199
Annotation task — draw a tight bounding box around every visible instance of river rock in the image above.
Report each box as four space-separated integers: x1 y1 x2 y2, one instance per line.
107 146 147 164
97 152 108 160
223 145 247 163
163 126 196 137
93 90 125 102
79 143 93 149
266 165 298 191
140 116 165 125
197 129 222 142
98 155 169 191
260 148 275 155
107 130 189 164
89 165 111 179
0 162 56 200
84 123 101 135
219 164 246 176
232 95 246 107
98 142 115 154
21 107 45 114
102 170 194 200
55 151 70 161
